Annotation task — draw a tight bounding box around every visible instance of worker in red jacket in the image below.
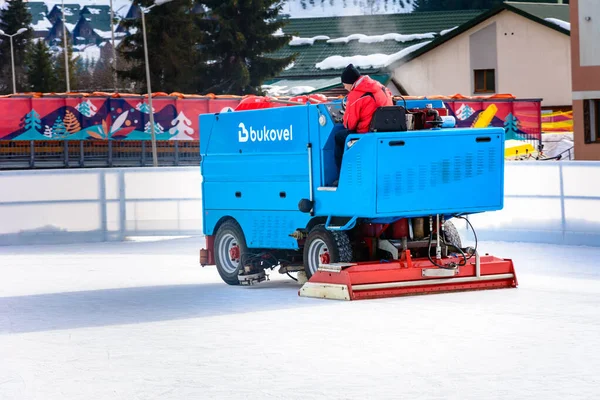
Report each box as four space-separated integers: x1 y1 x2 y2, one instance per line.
334 64 393 184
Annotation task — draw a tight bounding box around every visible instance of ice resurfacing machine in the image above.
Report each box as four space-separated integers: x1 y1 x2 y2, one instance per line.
199 96 518 300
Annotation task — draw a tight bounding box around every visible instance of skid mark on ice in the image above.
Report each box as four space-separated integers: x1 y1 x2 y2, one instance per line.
0 281 326 335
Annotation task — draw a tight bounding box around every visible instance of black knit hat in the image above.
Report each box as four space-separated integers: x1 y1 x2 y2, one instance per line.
341 64 361 85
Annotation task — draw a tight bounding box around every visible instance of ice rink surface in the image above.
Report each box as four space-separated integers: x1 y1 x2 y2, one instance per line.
1 237 599 400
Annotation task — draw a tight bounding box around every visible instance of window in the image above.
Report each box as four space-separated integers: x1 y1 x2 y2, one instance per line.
584 99 600 144
474 69 495 93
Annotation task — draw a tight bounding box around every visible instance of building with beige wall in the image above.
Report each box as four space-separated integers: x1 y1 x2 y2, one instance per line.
570 0 600 160
389 2 572 109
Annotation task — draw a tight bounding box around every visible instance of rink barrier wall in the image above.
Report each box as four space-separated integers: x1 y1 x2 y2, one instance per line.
459 161 600 247
0 167 203 246
1 161 599 247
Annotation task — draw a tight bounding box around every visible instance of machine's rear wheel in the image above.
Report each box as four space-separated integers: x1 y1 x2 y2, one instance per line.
214 219 247 285
303 225 352 279
443 220 462 249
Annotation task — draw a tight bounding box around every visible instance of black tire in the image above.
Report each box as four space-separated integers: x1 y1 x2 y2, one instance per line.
443 220 462 249
303 224 353 279
214 219 248 285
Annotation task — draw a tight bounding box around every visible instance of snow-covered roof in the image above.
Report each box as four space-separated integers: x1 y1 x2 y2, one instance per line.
315 41 431 70
93 29 126 39
544 18 570 31
32 17 53 31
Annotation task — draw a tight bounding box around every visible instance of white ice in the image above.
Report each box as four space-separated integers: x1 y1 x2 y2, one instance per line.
1 237 599 400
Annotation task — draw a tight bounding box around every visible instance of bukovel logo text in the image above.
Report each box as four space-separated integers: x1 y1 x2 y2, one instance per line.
238 122 293 143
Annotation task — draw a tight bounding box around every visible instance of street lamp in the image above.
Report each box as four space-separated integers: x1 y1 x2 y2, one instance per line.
140 0 174 167
61 0 70 92
109 0 117 92
0 27 28 94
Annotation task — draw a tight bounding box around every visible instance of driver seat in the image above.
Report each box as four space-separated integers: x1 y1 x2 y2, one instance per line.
368 106 408 132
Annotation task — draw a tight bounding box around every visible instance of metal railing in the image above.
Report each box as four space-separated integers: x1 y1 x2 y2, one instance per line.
0 140 201 170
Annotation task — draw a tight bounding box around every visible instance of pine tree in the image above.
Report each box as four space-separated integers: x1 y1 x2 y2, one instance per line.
200 0 296 95
0 0 33 94
25 40 59 93
117 0 211 94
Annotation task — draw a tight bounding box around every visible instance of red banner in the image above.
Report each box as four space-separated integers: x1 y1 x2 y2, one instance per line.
0 96 242 141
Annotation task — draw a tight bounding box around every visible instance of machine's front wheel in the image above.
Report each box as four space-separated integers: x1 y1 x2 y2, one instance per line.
303 225 353 279
214 219 247 285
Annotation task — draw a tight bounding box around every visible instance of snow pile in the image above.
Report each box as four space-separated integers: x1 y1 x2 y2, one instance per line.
87 7 102 14
286 32 436 46
261 84 315 96
289 35 330 46
315 40 431 69
327 32 435 44
273 27 284 37
545 18 570 31
440 26 458 35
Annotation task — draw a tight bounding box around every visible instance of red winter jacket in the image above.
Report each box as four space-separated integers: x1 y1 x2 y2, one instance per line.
343 75 393 133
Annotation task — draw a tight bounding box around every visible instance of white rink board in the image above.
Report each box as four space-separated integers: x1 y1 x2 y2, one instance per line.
1 161 600 246
0 167 203 246
460 161 600 246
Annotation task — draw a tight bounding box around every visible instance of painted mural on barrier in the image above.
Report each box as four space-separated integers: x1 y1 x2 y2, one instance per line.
442 99 542 140
0 94 543 141
0 96 241 141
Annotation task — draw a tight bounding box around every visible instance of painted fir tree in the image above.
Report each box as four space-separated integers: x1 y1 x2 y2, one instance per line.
43 125 53 138
52 116 67 137
145 121 164 135
76 100 97 118
169 111 194 140
63 110 81 134
200 0 296 95
23 110 41 134
504 113 522 140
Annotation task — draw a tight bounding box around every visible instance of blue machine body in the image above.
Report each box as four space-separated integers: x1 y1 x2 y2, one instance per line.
199 100 505 250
